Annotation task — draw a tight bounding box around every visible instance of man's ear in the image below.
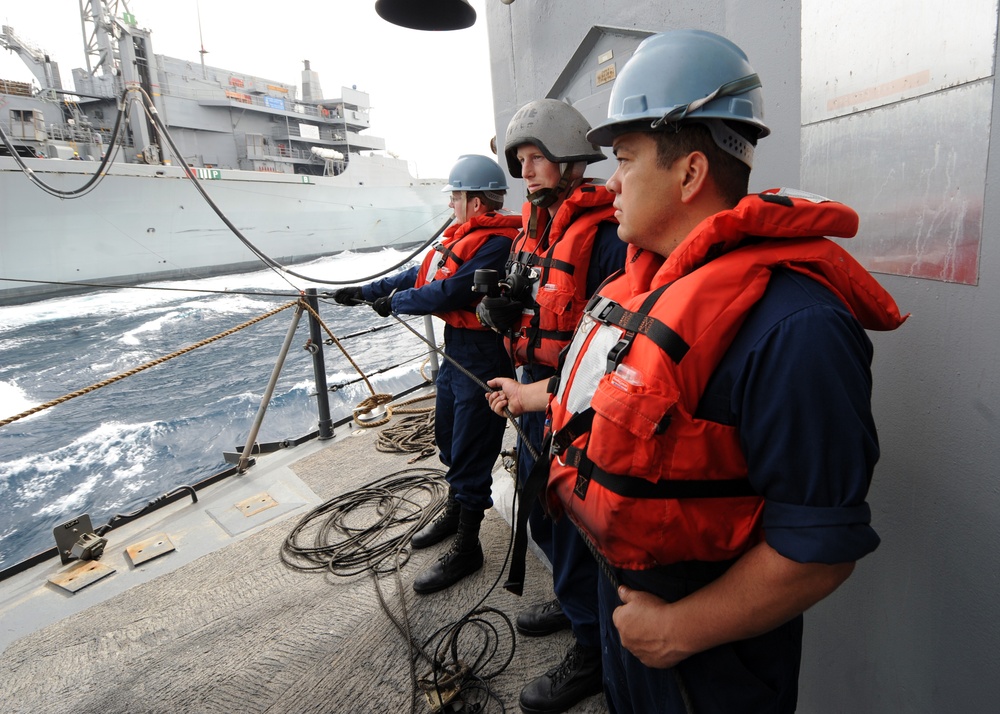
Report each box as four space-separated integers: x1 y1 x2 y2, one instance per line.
679 151 710 203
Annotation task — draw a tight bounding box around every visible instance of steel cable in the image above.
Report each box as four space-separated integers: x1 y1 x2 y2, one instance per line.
281 460 521 713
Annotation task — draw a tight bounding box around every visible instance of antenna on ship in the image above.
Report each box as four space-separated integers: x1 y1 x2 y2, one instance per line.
196 0 208 79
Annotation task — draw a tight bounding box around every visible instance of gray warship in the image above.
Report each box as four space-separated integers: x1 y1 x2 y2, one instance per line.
0 1 447 305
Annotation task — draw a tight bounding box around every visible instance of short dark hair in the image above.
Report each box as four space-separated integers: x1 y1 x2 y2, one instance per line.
467 191 505 212
653 121 754 206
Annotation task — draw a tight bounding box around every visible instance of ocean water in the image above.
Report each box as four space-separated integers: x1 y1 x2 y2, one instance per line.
0 249 435 569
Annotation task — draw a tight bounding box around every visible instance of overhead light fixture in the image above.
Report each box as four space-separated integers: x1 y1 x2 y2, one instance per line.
374 0 477 31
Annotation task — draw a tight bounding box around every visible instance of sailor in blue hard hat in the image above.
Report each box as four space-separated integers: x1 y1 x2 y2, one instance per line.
486 28 904 714
334 155 521 594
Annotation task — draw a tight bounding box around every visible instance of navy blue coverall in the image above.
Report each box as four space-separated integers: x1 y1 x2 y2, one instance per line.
518 220 627 650
361 236 515 512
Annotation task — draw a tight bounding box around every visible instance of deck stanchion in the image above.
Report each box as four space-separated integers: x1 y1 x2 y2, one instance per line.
422 315 439 382
306 288 334 439
237 303 304 472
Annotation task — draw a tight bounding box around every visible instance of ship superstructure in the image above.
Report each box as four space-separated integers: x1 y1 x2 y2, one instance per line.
0 1 446 304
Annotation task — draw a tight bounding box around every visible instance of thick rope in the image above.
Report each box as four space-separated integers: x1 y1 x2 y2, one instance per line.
393 392 436 416
0 300 298 428
351 392 436 430
375 393 438 461
352 393 397 427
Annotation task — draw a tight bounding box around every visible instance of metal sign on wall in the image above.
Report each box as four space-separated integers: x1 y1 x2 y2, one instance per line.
800 0 998 285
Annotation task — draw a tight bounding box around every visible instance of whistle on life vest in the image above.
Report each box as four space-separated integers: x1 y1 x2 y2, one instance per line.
609 363 644 392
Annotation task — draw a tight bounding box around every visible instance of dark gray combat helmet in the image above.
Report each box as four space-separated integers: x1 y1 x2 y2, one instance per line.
503 98 607 178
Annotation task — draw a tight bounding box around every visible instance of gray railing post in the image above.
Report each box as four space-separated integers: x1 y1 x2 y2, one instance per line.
306 288 334 440
237 304 304 472
423 315 439 382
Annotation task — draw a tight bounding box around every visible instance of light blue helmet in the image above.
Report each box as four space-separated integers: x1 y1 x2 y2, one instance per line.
442 154 508 193
587 30 769 166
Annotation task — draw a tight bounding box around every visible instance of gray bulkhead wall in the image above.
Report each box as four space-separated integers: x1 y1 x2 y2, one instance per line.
485 2 1000 712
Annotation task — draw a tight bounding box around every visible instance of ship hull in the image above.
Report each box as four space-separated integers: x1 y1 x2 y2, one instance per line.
0 154 446 303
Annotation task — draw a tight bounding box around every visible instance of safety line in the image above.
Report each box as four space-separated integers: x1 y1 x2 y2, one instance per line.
0 300 298 428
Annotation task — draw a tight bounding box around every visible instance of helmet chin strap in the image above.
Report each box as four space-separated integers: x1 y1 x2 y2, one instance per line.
526 165 584 236
526 163 578 209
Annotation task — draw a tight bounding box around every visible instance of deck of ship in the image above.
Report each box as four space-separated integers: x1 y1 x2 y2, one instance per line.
0 414 608 713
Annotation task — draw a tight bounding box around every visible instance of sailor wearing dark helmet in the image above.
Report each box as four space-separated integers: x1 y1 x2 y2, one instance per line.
479 98 627 714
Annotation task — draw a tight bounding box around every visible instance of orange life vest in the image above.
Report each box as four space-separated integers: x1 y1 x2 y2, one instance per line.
545 189 907 570
506 183 617 367
414 212 522 330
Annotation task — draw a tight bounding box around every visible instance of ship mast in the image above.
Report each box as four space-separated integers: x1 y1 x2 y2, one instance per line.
196 0 208 79
76 0 162 163
78 0 126 80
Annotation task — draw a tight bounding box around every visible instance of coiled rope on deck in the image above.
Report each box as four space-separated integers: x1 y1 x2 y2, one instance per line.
280 467 448 576
0 300 299 428
374 393 438 462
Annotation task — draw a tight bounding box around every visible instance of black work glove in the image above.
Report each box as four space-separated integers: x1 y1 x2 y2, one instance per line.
333 286 364 306
372 296 394 317
476 295 523 333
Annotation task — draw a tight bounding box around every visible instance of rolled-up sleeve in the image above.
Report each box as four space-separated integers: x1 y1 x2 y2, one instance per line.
762 501 880 564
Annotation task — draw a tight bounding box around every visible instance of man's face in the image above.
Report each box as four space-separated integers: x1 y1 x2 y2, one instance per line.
607 132 685 256
515 144 562 195
449 191 474 223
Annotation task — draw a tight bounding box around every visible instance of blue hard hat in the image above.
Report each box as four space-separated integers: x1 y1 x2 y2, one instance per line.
587 30 769 147
442 154 508 192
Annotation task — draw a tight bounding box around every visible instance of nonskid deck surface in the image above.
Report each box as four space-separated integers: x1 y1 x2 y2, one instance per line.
0 423 607 713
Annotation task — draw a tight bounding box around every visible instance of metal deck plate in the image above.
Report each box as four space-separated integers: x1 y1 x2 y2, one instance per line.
126 534 176 566
236 492 278 517
206 483 306 537
47 560 116 593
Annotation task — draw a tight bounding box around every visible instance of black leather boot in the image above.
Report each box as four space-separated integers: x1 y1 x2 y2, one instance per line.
518 640 603 714
411 491 461 549
516 598 571 637
412 507 485 594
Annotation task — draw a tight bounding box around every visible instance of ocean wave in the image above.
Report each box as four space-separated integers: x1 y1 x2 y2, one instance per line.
0 247 421 335
0 251 433 567
1 419 161 493
121 311 186 345
0 336 32 354
0 380 41 422
98 350 158 371
178 294 277 315
0 287 186 334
